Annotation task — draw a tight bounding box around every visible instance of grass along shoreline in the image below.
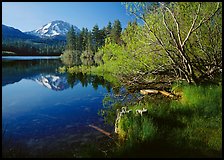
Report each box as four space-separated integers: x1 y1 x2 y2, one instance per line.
113 84 222 157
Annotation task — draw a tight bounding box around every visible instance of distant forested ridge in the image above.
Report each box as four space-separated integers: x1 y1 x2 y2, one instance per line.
2 24 67 56
2 38 66 56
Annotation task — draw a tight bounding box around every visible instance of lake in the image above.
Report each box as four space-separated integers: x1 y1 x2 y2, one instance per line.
2 57 114 158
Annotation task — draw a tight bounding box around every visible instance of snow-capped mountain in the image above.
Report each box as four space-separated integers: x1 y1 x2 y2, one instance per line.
26 20 80 39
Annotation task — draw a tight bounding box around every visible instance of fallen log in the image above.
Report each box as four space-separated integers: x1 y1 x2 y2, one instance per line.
140 89 174 98
89 124 112 138
140 89 159 95
159 90 174 98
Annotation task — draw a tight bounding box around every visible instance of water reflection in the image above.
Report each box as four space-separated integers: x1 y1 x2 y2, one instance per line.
2 59 62 87
2 59 112 92
33 74 69 91
2 58 113 158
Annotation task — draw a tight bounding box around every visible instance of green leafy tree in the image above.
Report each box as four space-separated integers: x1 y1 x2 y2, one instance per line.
81 57 94 66
81 49 94 59
123 2 222 84
94 50 104 65
61 50 82 67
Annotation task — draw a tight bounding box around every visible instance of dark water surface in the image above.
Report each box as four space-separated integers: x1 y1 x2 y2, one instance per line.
2 57 113 157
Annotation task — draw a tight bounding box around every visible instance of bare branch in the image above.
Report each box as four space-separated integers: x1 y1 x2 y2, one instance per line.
161 8 179 49
181 3 201 48
182 2 220 48
160 3 193 77
160 2 182 48
192 2 220 33
195 32 212 62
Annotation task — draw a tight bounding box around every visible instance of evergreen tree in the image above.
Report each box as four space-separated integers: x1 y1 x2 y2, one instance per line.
77 32 83 52
110 20 122 44
81 28 89 51
66 25 76 51
106 21 112 37
87 31 93 52
99 27 106 47
62 25 82 66
92 24 101 52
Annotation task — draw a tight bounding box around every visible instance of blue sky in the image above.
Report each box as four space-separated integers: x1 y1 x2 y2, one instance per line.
2 2 136 32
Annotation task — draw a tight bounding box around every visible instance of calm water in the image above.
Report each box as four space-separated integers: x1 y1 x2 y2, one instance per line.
2 57 114 157
2 56 61 60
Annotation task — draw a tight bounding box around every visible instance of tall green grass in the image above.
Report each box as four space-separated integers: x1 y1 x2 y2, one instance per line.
115 84 222 156
118 114 157 143
179 85 222 116
170 84 222 151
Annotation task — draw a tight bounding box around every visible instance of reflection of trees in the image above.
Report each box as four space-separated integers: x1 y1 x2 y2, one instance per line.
3 59 114 93
65 72 113 92
92 76 101 90
79 73 89 87
91 75 103 90
2 59 63 86
66 73 79 88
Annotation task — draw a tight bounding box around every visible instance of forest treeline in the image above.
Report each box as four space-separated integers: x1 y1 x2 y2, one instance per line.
61 19 122 66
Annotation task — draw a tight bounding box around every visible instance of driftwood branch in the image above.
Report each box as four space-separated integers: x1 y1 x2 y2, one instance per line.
140 89 159 95
89 124 112 138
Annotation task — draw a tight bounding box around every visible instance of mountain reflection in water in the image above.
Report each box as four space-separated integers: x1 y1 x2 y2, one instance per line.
32 74 70 91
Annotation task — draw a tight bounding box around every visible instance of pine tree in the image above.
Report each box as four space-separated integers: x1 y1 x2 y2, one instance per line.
100 27 106 46
66 25 76 51
92 24 100 52
81 28 89 51
62 25 82 66
106 21 112 37
110 20 122 44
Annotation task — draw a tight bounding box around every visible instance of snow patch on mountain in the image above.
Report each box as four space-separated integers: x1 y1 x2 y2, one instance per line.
26 20 80 38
